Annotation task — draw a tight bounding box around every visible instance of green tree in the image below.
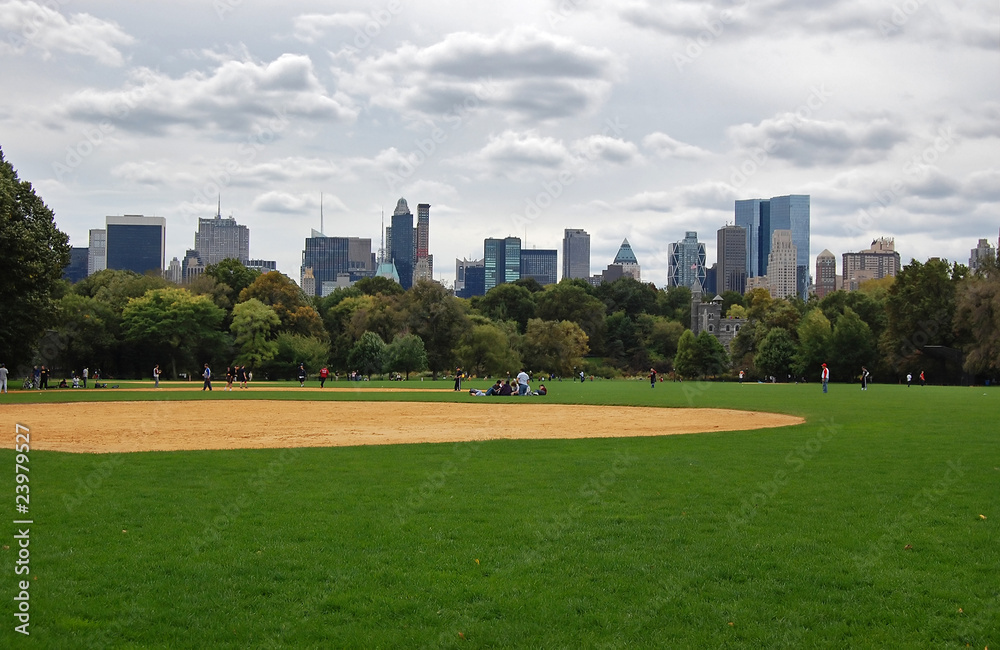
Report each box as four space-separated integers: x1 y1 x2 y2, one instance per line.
401 280 468 378
121 288 227 378
239 271 327 340
830 307 876 382
384 333 428 379
595 277 658 319
52 293 119 376
794 309 832 377
881 258 964 374
477 283 537 333
639 315 684 365
454 321 521 378
512 277 543 293
754 328 797 380
604 310 646 370
535 281 606 352
354 276 404 297
347 331 387 379
673 330 700 379
0 147 71 369
262 333 331 380
204 258 261 305
520 319 589 377
658 285 692 324
696 331 729 376
230 298 281 368
954 264 1000 377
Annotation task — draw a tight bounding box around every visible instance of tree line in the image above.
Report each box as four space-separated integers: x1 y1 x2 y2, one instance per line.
4 145 999 384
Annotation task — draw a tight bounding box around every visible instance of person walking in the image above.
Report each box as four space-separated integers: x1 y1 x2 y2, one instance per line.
82 366 88 388
861 366 869 391
153 364 161 388
225 366 235 391
0 363 8 393
649 367 657 388
202 364 212 391
238 365 248 389
739 370 744 384
516 369 530 396
821 363 830 393
919 370 926 386
906 372 912 387
298 363 307 387
319 366 329 388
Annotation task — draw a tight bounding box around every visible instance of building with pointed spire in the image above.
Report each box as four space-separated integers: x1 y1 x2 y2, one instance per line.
388 198 415 289
612 238 641 281
194 201 249 266
690 280 745 351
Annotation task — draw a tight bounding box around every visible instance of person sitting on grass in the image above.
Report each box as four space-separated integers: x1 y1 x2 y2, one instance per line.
58 378 68 388
498 380 513 396
485 380 502 396
532 384 547 396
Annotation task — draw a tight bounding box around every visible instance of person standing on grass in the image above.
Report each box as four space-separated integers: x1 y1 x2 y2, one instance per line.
919 370 926 386
82 366 88 388
821 363 830 393
298 363 307 387
516 369 530 395
319 366 329 388
239 365 249 389
0 363 7 393
861 366 869 391
39 365 49 390
225 366 235 391
202 364 212 391
153 364 161 388
649 367 657 388
906 372 912 387
454 367 462 391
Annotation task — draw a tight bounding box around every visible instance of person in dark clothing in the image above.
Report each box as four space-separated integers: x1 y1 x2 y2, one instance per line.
498 380 513 396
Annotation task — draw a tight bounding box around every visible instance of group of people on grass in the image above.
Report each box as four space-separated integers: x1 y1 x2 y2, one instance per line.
468 369 547 396
200 364 251 391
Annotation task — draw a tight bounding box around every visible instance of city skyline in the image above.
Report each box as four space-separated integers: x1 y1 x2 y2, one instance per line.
3 2 997 287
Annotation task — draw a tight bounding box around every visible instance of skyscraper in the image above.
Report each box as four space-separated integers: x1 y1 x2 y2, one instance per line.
484 237 521 292
969 238 996 274
768 195 810 299
815 249 837 298
520 249 558 285
842 237 901 291
716 225 747 294
413 203 433 283
667 231 706 289
195 212 250 266
562 228 590 280
455 258 485 296
87 228 106 276
300 230 349 297
105 215 166 275
389 198 414 289
612 239 641 281
735 194 810 298
766 230 797 299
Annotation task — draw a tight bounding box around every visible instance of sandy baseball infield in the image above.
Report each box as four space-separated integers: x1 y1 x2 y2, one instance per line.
4 398 804 454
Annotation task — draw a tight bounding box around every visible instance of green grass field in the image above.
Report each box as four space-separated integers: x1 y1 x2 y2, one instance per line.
2 379 997 648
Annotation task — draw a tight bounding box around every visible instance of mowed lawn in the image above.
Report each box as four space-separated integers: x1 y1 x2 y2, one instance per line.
2 379 997 648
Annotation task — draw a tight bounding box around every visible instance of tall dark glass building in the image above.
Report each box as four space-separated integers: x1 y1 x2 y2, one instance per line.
562 228 590 280
484 237 521 292
300 231 350 297
390 198 414 289
105 215 166 275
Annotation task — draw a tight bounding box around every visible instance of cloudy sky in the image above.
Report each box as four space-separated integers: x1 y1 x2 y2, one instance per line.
2 0 997 288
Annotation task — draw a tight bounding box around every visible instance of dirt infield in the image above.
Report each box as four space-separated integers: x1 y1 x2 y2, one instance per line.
4 400 804 454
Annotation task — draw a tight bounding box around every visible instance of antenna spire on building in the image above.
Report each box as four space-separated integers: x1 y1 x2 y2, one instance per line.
217 194 221 219
320 192 324 235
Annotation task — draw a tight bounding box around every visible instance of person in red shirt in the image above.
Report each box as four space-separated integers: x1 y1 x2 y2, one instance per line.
319 366 329 388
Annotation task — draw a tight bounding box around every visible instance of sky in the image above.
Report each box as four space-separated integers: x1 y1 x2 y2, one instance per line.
1 0 998 289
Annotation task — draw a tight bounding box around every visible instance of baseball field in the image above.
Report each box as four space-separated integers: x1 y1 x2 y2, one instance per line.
1 378 996 647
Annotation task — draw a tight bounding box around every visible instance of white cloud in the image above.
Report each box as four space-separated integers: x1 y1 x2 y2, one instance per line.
251 191 316 214
642 132 711 160
56 54 357 135
0 0 134 66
